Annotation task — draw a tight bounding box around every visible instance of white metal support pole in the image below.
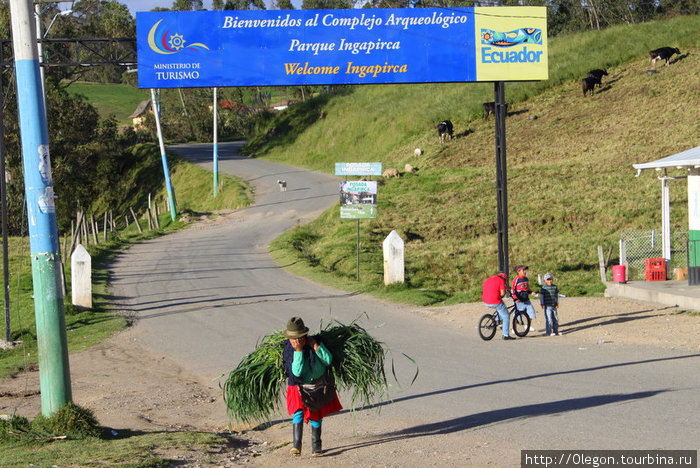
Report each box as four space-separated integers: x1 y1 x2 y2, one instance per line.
660 174 671 277
150 88 177 221
213 87 219 198
34 3 46 100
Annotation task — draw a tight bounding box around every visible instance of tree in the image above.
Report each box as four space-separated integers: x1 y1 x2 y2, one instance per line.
658 0 700 16
224 0 267 9
273 0 295 8
302 0 351 9
171 0 205 10
51 1 135 83
1 74 137 234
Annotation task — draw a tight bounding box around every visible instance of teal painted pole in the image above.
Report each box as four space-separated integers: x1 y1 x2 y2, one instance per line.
9 0 71 416
213 87 219 198
151 88 177 221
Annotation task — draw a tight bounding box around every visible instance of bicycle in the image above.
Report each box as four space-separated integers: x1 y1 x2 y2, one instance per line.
478 301 531 341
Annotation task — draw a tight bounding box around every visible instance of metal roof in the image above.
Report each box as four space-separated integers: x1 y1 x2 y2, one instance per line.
633 145 700 171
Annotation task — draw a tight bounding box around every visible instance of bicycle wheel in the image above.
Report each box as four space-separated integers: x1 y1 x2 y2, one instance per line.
478 313 498 341
512 311 531 337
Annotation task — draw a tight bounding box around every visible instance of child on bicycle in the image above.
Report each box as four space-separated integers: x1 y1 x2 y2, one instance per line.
539 272 561 336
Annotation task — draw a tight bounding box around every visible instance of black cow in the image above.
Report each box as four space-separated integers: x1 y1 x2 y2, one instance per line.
581 77 599 97
482 102 509 120
649 47 681 67
586 69 608 87
437 120 453 143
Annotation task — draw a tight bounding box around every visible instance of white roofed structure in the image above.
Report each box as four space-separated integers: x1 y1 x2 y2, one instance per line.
633 145 700 173
633 145 700 285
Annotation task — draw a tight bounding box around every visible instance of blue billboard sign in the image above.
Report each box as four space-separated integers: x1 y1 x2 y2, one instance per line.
137 7 547 88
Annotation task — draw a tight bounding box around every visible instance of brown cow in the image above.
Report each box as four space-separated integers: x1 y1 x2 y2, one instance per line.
483 102 509 120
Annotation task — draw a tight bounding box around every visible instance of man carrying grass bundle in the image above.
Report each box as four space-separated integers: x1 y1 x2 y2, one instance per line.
283 317 343 457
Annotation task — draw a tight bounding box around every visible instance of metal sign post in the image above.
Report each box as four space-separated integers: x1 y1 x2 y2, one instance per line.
150 88 177 221
213 87 219 198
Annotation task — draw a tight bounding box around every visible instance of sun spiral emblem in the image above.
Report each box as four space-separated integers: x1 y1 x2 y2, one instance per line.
147 20 209 55
168 33 186 50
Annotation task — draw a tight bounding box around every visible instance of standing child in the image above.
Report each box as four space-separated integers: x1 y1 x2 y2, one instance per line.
539 273 561 336
511 265 538 332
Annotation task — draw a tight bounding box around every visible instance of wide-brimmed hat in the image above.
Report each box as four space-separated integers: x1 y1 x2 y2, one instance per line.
284 316 309 338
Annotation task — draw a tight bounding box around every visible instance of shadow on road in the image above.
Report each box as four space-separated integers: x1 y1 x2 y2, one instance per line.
325 390 667 456
256 353 697 450
112 290 362 320
561 306 682 335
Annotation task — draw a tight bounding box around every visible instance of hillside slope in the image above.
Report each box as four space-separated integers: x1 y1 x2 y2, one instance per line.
251 16 700 303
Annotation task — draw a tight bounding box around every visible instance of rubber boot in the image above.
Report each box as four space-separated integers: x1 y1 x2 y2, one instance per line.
311 425 323 456
290 423 303 456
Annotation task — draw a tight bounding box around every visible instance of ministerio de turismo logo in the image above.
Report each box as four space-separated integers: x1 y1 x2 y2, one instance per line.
147 19 210 55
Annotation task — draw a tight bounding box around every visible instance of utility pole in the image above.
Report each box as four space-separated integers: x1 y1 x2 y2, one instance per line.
9 0 72 416
494 81 509 276
1 44 10 343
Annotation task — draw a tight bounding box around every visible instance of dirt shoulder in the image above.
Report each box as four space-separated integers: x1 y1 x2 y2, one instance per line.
1 296 697 466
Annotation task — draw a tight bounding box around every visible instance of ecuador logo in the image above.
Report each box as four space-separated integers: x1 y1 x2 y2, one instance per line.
147 19 209 54
474 6 547 81
481 28 542 47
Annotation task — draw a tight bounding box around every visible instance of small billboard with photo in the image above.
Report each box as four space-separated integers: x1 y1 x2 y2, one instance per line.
340 181 377 219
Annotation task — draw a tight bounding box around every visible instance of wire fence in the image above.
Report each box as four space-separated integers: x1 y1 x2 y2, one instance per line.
619 230 688 280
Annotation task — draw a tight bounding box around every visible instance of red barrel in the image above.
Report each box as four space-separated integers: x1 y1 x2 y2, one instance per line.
612 265 626 283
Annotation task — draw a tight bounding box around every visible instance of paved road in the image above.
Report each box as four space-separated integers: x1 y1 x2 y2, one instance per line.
109 142 699 467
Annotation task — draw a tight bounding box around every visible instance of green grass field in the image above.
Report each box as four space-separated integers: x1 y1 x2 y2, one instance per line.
66 82 150 127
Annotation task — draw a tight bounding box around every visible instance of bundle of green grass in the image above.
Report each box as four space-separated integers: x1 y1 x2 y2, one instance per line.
222 319 388 425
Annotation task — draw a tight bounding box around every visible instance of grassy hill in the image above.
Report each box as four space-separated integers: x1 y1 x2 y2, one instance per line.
66 82 149 127
247 14 700 305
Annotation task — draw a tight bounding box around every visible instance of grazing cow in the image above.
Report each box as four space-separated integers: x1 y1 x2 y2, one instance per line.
586 69 608 87
277 180 287 192
437 120 453 143
482 102 509 120
581 77 599 97
649 47 681 67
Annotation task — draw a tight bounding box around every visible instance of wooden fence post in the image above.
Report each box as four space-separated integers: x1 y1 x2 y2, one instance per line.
130 207 143 233
90 214 98 244
154 204 160 229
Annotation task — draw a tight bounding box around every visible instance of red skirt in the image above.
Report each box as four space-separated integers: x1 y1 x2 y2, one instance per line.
286 385 342 422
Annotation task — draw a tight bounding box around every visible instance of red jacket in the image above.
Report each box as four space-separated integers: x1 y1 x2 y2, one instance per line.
482 273 507 305
511 276 533 302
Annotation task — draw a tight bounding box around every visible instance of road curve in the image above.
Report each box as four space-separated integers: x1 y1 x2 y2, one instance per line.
108 142 699 467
